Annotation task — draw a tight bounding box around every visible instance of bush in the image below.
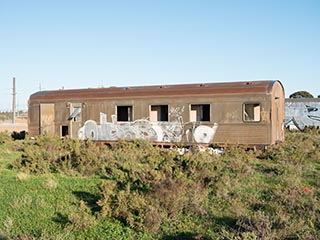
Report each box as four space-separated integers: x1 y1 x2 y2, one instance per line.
12 135 110 176
0 132 12 143
9 131 320 238
97 141 212 233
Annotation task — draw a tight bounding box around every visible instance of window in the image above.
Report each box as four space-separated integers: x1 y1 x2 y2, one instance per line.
150 105 168 121
243 103 261 122
68 107 82 122
61 125 69 137
117 106 133 121
190 104 210 122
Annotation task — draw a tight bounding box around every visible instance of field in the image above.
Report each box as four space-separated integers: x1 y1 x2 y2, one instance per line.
0 130 319 239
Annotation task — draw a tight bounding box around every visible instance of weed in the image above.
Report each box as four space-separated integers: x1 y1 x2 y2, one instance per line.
1 216 13 237
16 172 29 182
43 178 58 190
9 195 33 210
67 200 96 230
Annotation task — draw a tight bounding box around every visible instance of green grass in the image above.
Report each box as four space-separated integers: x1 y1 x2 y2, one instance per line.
0 136 150 239
0 131 319 239
0 172 149 239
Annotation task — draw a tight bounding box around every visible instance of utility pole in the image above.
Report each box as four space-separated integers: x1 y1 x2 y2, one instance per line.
12 77 16 124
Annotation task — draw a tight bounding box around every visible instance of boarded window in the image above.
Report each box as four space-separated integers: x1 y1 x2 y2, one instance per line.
150 105 168 121
243 103 261 122
190 104 210 122
117 106 133 121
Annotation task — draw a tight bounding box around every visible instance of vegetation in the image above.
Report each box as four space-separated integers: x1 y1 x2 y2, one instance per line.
0 130 319 239
289 91 314 98
0 111 27 121
0 111 13 121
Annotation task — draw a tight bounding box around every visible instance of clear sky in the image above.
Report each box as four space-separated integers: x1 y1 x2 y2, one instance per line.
1 0 319 111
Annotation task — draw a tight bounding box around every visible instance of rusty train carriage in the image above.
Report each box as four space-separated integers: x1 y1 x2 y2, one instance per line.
28 80 285 147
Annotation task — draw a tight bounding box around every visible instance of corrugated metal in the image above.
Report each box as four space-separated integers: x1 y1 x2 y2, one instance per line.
29 80 279 101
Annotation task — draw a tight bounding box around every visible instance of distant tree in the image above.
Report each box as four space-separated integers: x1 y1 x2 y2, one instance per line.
318 95 320 98
289 91 314 98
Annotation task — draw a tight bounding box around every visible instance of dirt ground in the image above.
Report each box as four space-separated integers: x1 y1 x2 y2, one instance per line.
0 119 28 132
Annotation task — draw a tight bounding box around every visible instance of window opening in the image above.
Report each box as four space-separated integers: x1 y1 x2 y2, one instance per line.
243 103 261 122
150 105 168 121
117 106 133 121
68 107 82 122
190 104 210 121
61 125 69 137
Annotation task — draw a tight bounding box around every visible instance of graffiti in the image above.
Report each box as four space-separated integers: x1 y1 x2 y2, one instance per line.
78 112 218 144
193 125 218 143
170 106 185 119
306 105 318 113
285 100 320 130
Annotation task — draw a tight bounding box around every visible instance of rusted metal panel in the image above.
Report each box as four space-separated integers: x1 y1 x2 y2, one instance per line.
28 103 40 136
29 81 277 101
214 123 270 145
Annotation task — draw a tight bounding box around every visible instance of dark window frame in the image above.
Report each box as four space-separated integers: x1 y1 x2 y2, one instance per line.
117 105 133 121
243 103 261 122
190 104 211 122
150 105 169 122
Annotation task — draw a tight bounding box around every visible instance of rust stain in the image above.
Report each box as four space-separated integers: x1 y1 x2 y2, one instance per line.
30 81 277 101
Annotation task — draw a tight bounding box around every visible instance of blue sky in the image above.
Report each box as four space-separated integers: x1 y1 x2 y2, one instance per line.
1 0 319 111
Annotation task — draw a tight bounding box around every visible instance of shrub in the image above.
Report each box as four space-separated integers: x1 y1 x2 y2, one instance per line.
67 200 96 230
97 141 212 233
0 131 12 143
8 131 320 238
12 135 110 176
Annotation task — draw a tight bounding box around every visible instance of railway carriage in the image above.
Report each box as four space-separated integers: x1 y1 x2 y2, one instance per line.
28 80 285 147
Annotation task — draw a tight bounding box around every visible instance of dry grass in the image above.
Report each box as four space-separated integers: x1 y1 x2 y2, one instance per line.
16 172 29 181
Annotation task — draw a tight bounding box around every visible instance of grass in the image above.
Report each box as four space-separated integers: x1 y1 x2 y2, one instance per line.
0 172 149 239
0 130 319 239
0 137 150 239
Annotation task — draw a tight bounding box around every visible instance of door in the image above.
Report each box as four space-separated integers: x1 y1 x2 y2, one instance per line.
271 82 285 144
273 97 284 142
40 103 55 135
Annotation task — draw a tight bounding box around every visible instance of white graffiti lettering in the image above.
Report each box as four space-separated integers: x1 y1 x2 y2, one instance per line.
78 113 218 144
